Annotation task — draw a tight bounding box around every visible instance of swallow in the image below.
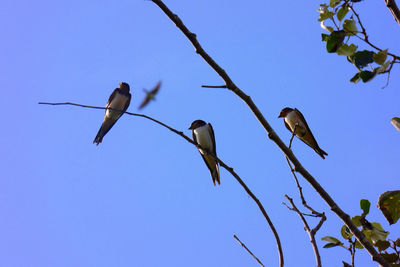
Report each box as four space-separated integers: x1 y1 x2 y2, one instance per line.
93 82 132 145
278 107 328 159
189 120 220 186
138 81 161 110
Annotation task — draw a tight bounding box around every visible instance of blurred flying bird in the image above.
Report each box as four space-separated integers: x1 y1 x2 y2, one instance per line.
138 81 162 110
278 107 328 159
189 120 220 186
93 82 131 145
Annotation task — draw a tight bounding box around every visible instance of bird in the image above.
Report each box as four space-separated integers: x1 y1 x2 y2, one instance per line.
138 81 162 110
278 107 328 159
93 82 132 145
189 120 220 186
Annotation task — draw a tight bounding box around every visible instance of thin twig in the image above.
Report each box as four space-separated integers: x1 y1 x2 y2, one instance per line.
284 195 325 267
286 129 324 216
234 235 265 267
201 85 227 88
38 101 282 266
350 5 399 60
149 1 391 265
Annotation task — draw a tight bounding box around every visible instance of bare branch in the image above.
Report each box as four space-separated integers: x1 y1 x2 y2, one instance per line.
149 1 391 266
234 235 265 267
38 101 283 266
284 195 325 267
384 0 400 25
201 85 227 88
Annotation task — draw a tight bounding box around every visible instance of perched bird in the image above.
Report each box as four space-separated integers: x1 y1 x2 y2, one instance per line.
93 82 132 145
189 120 220 186
138 81 162 110
278 107 328 159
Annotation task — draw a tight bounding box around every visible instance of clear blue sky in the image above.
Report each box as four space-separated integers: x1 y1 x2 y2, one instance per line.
1 0 400 266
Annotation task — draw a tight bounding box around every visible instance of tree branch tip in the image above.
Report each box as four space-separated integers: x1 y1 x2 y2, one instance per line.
201 85 227 88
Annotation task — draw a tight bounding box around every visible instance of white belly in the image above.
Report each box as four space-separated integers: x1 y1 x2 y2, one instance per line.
285 111 305 132
106 93 127 118
194 125 212 154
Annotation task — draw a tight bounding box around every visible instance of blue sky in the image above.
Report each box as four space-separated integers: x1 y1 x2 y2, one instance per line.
1 0 400 266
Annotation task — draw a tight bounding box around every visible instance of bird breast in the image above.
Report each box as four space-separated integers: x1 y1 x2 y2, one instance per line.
194 125 212 154
106 93 127 118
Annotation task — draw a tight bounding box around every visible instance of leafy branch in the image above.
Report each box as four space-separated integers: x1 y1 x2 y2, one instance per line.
318 0 400 85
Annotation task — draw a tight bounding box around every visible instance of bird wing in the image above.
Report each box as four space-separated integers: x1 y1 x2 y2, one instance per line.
105 89 118 111
294 108 320 149
138 81 161 110
138 94 151 110
150 81 162 94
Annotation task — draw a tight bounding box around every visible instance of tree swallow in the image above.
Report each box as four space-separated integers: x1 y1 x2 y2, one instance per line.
189 120 220 186
138 81 161 110
278 107 328 159
93 82 132 145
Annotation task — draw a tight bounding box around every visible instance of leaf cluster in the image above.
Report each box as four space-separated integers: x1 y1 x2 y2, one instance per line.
322 193 400 266
318 0 392 83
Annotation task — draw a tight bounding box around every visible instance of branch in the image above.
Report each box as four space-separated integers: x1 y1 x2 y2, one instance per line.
384 0 400 25
234 235 265 267
284 195 325 267
350 5 400 60
38 101 282 266
149 1 391 266
201 85 227 88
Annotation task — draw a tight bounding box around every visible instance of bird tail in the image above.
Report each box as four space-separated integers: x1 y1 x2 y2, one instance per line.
93 126 105 145
93 118 119 145
316 148 328 159
212 164 221 186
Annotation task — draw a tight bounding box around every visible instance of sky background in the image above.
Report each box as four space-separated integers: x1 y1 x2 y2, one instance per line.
1 0 400 266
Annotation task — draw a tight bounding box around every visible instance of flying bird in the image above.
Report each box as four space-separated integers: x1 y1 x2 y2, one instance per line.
278 107 328 159
138 81 162 110
93 82 132 145
189 120 220 186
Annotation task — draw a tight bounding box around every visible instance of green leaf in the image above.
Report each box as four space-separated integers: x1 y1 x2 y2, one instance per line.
375 240 390 251
336 44 357 56
323 242 341 248
318 5 335 22
395 238 400 247
330 0 341 7
352 216 362 227
373 49 388 65
355 239 364 249
326 30 346 53
350 72 361 83
359 70 377 83
350 50 374 68
321 33 330 41
343 19 358 35
341 225 353 239
322 236 342 243
364 222 389 244
337 6 349 21
360 199 371 215
378 191 400 224
391 117 400 132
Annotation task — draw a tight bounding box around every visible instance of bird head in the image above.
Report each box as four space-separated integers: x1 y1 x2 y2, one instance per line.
189 120 206 130
278 107 294 118
119 82 130 93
